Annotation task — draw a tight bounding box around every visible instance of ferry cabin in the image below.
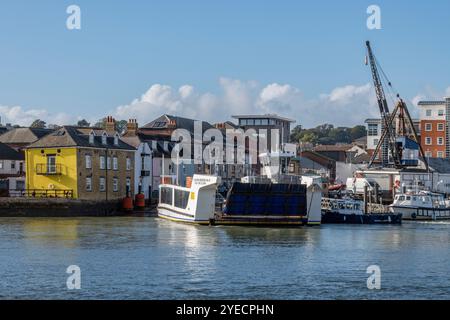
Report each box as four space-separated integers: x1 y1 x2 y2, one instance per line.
25 126 135 200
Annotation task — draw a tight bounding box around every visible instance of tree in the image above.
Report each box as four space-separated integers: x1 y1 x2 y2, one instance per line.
94 118 106 129
30 119 46 128
77 119 90 127
350 125 367 141
115 120 128 134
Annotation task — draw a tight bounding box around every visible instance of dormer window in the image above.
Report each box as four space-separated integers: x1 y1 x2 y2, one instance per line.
114 133 119 146
102 132 108 145
89 131 95 144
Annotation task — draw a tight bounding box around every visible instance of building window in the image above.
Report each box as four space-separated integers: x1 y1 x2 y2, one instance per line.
426 109 432 117
438 123 445 131
437 151 444 158
85 154 92 169
247 119 255 125
89 131 95 144
113 178 119 192
126 177 131 191
438 109 445 116
425 123 432 131
100 156 106 169
11 161 15 170
102 132 107 145
261 119 269 125
425 151 432 158
47 155 56 174
438 137 444 145
107 157 111 170
114 133 119 146
86 177 92 191
373 139 379 146
113 157 118 170
0 160 3 169
126 157 131 171
99 177 106 192
255 119 262 125
367 123 378 136
425 137 432 145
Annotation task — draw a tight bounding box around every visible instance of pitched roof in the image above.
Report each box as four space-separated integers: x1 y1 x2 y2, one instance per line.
0 142 24 160
0 127 54 144
26 126 135 150
428 158 450 174
141 114 214 134
314 144 354 152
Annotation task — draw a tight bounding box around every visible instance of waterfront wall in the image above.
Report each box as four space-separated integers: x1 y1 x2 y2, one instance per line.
0 198 123 217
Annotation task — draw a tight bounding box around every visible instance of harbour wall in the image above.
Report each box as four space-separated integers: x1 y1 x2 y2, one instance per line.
0 198 124 217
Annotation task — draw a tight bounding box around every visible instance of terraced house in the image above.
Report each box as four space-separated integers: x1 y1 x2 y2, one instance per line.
25 126 135 200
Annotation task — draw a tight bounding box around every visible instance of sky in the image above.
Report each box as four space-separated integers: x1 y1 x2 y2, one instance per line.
0 0 449 128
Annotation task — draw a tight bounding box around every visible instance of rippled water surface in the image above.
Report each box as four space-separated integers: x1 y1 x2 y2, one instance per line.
0 217 449 299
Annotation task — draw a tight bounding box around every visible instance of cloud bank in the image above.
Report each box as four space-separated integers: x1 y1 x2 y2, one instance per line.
2 80 448 129
114 77 380 127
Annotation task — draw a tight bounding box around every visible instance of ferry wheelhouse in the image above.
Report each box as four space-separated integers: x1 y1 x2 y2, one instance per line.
157 175 220 225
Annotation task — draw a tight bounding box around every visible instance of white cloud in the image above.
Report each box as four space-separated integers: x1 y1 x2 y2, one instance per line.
113 78 381 128
0 105 78 127
3 78 442 129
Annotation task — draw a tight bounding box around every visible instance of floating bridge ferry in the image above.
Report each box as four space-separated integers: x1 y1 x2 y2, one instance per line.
157 148 323 227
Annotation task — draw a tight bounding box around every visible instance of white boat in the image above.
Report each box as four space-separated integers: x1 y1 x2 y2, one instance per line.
389 191 450 221
157 175 220 225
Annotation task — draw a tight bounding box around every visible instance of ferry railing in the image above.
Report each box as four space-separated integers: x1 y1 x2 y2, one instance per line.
5 189 74 198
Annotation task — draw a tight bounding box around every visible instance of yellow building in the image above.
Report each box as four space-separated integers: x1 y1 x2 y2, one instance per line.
25 125 135 200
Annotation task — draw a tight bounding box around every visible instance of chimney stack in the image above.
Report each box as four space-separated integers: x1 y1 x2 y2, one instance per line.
105 116 116 134
126 119 138 136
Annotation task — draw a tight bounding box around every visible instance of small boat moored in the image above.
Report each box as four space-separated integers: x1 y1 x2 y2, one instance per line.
389 191 450 221
321 198 402 224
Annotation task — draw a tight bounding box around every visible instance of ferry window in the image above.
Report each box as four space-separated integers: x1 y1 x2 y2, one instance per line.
261 119 268 125
399 196 405 201
255 119 262 125
160 187 173 205
412 197 417 201
174 189 189 209
406 196 411 200
247 119 255 125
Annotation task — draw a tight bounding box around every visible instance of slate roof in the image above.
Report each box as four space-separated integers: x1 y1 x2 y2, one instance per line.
142 114 214 133
314 144 354 152
0 142 24 160
26 126 135 150
428 158 450 174
0 127 54 144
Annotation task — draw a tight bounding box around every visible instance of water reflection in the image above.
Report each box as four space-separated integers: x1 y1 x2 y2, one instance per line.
22 219 80 248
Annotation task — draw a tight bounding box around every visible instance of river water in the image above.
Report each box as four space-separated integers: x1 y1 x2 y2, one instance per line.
0 217 449 300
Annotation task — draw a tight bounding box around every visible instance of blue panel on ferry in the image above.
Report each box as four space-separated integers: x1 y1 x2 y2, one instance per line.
224 183 307 216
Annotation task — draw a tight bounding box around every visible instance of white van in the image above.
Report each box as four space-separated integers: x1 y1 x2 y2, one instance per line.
346 177 380 195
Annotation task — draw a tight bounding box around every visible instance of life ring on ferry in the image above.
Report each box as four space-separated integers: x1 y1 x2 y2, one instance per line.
394 180 401 190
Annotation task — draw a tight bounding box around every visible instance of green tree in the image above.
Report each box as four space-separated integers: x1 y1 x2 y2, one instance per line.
30 119 46 128
77 119 91 127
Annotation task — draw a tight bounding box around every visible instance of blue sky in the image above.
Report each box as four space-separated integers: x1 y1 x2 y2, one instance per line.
0 0 449 127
